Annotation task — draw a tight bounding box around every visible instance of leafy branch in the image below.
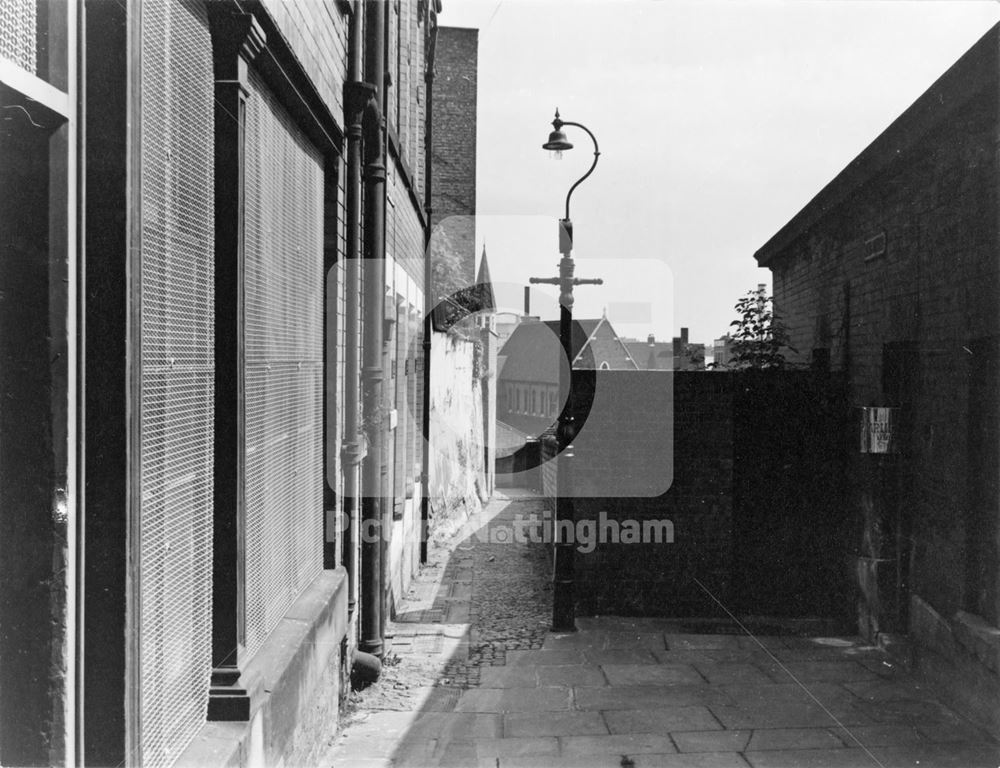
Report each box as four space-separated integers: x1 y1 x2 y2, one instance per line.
717 285 797 370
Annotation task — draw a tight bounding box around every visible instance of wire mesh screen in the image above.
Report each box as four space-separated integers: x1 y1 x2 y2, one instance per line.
243 67 324 657
0 0 35 72
139 0 215 765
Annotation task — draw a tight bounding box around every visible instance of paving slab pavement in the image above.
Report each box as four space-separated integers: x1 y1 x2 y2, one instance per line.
325 492 1000 768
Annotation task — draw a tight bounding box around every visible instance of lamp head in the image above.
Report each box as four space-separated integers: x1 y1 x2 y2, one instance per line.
542 109 573 153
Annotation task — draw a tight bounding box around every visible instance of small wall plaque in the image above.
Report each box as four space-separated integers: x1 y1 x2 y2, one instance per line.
860 406 897 453
864 231 886 261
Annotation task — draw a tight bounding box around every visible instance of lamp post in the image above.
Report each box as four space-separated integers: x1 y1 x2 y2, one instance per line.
530 110 602 632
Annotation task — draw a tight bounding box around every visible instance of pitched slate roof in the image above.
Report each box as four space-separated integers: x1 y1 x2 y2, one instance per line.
498 319 602 385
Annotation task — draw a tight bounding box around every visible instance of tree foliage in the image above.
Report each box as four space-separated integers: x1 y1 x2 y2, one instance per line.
726 285 796 369
429 225 490 334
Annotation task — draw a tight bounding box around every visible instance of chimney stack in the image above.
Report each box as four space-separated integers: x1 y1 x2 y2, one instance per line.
524 286 530 317
680 327 689 345
647 334 655 346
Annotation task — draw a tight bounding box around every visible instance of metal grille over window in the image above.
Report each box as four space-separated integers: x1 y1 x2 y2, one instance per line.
0 0 36 73
139 1 215 765
243 68 324 658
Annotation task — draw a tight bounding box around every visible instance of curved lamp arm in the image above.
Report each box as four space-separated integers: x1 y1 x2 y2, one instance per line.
554 118 601 222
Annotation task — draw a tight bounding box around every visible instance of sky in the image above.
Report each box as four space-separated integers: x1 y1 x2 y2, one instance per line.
434 0 1000 345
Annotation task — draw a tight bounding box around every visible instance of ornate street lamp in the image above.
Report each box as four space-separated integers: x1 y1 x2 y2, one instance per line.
530 110 602 632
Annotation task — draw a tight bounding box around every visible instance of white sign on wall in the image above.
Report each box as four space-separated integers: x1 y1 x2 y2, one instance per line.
860 407 898 454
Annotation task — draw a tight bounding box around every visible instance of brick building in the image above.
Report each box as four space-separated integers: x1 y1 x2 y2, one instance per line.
712 334 735 368
754 23 1000 735
497 316 638 439
0 1 481 765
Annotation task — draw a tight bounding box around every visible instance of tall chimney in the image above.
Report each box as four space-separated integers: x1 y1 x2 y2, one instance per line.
524 286 530 317
680 327 689 345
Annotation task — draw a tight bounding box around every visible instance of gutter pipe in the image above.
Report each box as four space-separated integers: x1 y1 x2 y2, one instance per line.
359 0 387 659
419 17 437 565
342 0 367 621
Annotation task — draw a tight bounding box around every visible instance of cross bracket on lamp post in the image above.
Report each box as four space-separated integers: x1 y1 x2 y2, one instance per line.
529 277 605 287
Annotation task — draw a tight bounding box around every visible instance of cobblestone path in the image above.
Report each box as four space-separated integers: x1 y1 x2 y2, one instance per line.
445 491 552 679
339 490 552 713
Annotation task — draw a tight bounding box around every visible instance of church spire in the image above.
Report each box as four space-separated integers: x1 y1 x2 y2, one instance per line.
475 244 496 312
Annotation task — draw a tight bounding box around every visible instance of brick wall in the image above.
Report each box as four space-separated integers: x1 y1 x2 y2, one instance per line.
387 0 428 193
759 28 1000 626
572 372 731 616
430 27 478 287
731 371 852 617
258 0 348 122
388 160 428 287
425 24 486 533
564 371 848 619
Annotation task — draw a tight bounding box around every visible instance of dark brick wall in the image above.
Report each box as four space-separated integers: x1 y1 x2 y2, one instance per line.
430 26 478 286
573 372 730 616
567 371 848 619
761 31 1000 626
731 371 852 618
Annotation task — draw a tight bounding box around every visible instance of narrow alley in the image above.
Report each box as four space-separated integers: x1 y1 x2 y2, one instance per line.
8 4 1000 765
325 493 1000 768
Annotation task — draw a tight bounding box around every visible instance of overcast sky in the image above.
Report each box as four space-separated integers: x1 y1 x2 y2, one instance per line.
435 0 1000 345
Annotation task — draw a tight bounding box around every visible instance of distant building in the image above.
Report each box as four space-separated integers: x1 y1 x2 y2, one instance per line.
497 316 637 437
712 334 735 368
620 328 707 370
495 311 532 351
623 334 674 370
672 327 706 371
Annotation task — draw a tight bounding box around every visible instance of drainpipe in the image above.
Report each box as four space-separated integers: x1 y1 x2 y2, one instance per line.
360 0 387 659
342 0 368 620
420 19 438 564
378 0 392 649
